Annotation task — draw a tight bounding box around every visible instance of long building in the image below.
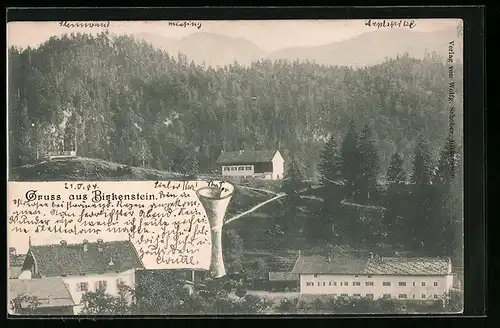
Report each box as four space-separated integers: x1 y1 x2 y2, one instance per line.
291 252 454 302
216 150 285 180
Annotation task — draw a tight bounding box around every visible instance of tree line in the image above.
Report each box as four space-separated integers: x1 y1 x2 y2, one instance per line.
9 31 462 178
280 120 462 258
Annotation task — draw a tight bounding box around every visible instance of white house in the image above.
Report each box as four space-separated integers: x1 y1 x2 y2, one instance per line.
19 239 144 314
216 150 285 180
291 253 454 303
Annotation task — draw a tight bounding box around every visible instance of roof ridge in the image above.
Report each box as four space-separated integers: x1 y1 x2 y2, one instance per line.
31 239 131 248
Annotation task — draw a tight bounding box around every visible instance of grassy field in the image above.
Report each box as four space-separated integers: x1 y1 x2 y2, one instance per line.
9 157 187 181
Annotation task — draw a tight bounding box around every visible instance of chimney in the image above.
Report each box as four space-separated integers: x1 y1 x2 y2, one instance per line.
9 247 16 257
369 252 374 259
327 252 332 262
239 149 244 155
60 240 67 246
83 240 88 252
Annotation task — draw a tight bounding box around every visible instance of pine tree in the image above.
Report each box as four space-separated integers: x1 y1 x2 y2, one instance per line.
318 134 343 185
341 120 361 200
384 152 409 245
411 135 434 186
358 124 380 202
410 134 436 252
281 156 304 234
316 135 344 240
387 152 406 184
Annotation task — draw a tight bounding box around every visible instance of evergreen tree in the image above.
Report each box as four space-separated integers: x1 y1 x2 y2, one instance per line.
358 124 380 202
387 152 406 184
411 135 434 185
410 134 436 252
170 144 199 176
318 134 343 185
281 156 304 234
316 135 344 240
384 152 409 245
341 120 361 200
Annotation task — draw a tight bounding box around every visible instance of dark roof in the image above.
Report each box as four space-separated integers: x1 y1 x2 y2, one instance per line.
292 254 451 276
10 254 27 267
268 272 299 281
9 277 75 308
28 240 144 277
216 150 280 164
292 254 367 275
364 257 451 275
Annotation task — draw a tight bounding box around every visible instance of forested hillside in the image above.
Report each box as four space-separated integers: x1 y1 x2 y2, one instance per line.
8 31 463 179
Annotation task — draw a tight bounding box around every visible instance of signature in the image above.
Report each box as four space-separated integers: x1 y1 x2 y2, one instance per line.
365 19 416 29
169 21 202 30
59 21 110 28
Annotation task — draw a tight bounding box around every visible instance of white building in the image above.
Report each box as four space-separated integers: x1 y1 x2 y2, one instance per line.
19 239 144 314
216 150 285 180
291 253 454 303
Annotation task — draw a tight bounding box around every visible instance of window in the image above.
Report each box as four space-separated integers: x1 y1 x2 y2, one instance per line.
368 275 372 278
383 282 391 286
366 281 374 286
344 282 348 286
398 294 407 299
366 294 374 299
231 167 237 171
434 282 438 286
317 282 321 286
322 282 326 286
245 166 252 170
383 294 391 299
95 280 107 291
306 282 313 286
422 294 426 299
355 275 359 277
353 294 361 298
412 294 415 299
329 282 332 286
398 282 406 286
333 281 337 286
224 167 230 171
314 274 318 277
433 294 438 299
413 282 416 286
238 167 244 171
353 282 361 286
422 282 426 286
77 282 88 292
341 294 348 297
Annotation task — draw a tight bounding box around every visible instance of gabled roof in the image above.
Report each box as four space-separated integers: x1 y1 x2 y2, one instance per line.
27 240 144 277
216 150 280 164
292 254 367 275
364 257 451 275
292 254 451 276
9 277 75 308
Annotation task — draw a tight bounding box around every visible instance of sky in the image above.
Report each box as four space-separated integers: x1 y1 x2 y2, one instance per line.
7 19 461 53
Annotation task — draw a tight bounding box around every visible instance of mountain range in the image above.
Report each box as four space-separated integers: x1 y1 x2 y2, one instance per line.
133 28 462 68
